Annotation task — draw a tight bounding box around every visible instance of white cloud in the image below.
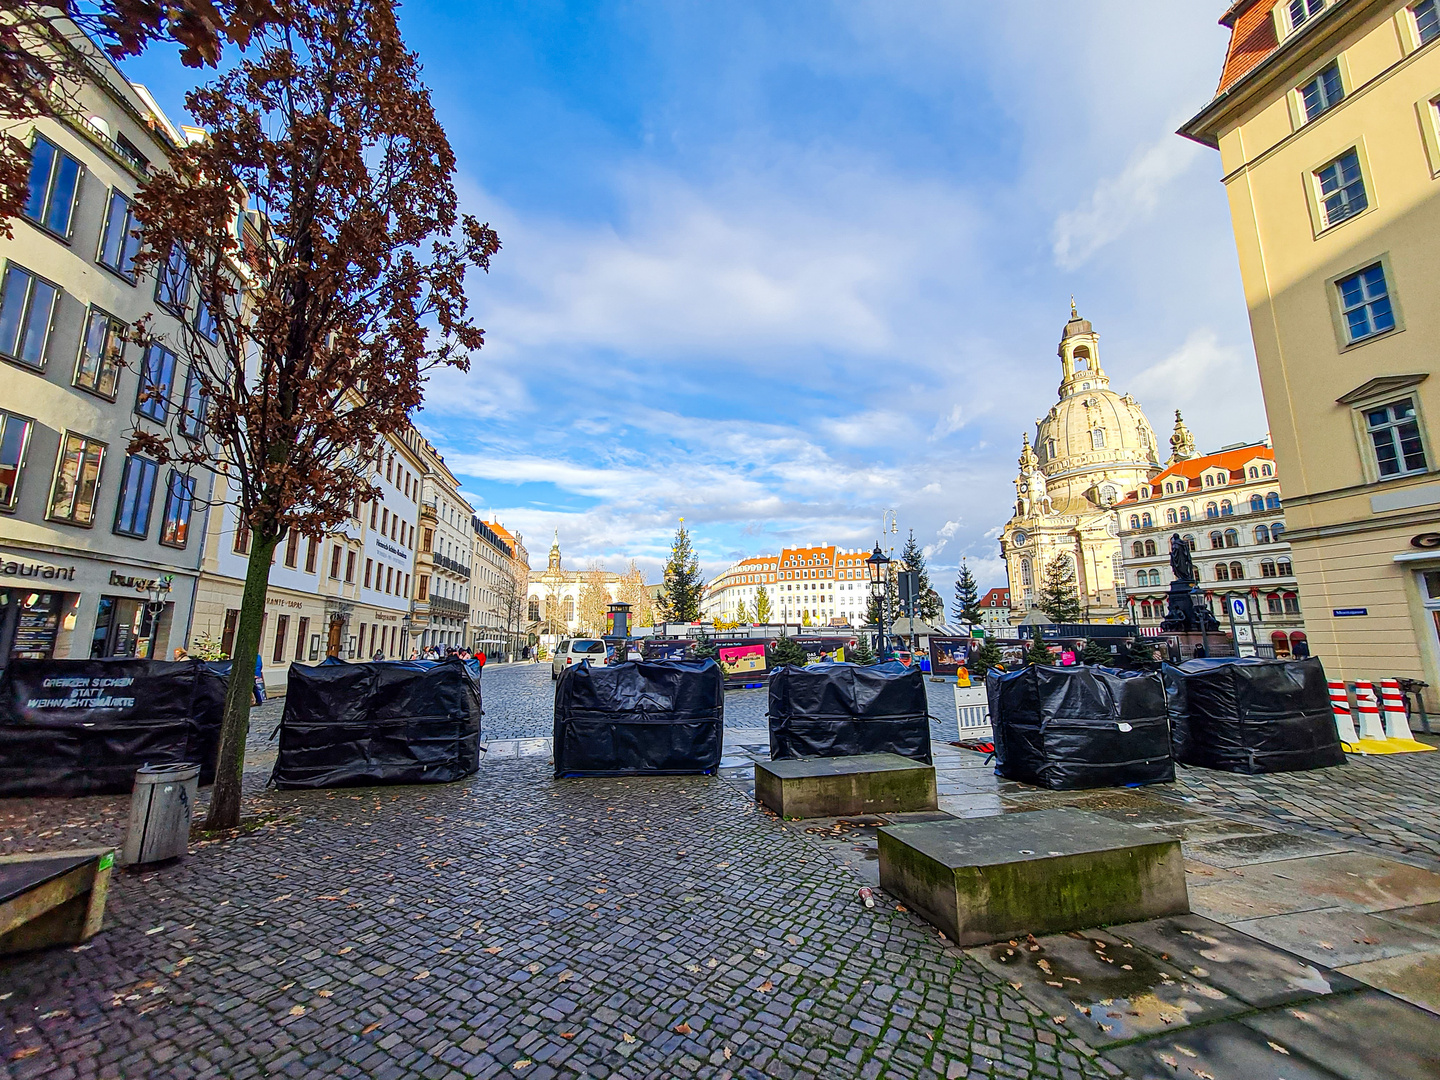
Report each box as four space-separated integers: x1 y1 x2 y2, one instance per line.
1052 135 1202 271
1128 330 1267 452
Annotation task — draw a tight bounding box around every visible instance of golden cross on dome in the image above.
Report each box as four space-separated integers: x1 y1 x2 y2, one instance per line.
1070 296 1078 320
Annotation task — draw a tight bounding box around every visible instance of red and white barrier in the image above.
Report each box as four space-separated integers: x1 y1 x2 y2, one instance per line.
1380 679 1416 741
1329 681 1360 746
1353 681 1388 741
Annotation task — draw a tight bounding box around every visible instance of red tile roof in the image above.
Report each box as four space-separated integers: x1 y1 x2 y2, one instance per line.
980 588 1011 608
1217 0 1281 94
1117 444 1274 502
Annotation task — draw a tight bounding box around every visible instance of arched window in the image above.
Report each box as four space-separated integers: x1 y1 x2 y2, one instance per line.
1184 535 1197 552
1141 512 1153 527
527 596 540 622
563 597 575 620
1261 559 1276 577
1144 539 1157 557
1271 630 1292 656
1132 541 1145 558
1283 592 1300 614
1204 474 1214 487
1091 428 1106 449
1209 530 1225 549
1205 502 1219 518
1290 631 1307 652
1179 506 1191 522
1215 563 1230 581
1249 467 1259 479
1224 528 1239 548
1164 483 1172 494
1230 561 1245 580
1255 525 1270 544
1267 592 1283 614
1250 494 1265 512
1262 464 1272 476
1046 438 1057 458
1020 559 1032 587
1140 601 1153 619
1166 508 1177 524
1149 569 1163 586
1220 500 1234 516
1272 522 1285 541
1277 558 1292 576
1129 515 1140 528
1266 492 1281 510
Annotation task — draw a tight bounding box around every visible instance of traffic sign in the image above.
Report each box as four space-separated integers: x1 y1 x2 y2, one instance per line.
1229 597 1246 619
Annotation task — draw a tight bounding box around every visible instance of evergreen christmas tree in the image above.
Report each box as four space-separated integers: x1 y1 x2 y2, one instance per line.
691 628 718 662
967 636 1005 678
771 635 808 668
953 559 982 626
1037 553 1083 624
1080 637 1114 666
1126 635 1158 668
659 519 705 623
900 529 943 622
1025 635 1056 666
849 638 876 665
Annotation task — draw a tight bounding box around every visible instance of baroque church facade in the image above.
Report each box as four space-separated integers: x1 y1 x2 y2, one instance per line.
1000 306 1162 624
525 532 623 634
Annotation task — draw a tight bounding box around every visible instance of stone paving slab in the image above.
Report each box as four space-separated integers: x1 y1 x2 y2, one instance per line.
1185 832 1342 868
1101 1018 1345 1080
1187 852 1440 922
1231 907 1440 967
1334 950 1440 1016
1240 989 1440 1080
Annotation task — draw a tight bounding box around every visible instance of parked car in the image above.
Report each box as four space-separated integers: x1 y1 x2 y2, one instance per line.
551 638 608 680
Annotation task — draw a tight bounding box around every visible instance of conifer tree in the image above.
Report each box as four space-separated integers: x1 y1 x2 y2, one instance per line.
1081 637 1114 666
967 636 1005 677
900 529 943 621
771 635 808 668
754 586 771 623
1025 636 1056 666
849 638 876 665
953 559 982 626
691 629 718 662
1127 635 1159 668
1037 554 1083 624
659 520 704 623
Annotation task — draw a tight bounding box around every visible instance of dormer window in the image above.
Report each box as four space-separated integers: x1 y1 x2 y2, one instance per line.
1287 0 1326 35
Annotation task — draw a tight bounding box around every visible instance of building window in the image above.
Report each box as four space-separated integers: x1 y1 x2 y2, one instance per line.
1266 492 1281 509
0 411 34 510
136 343 177 421
1337 263 1395 343
294 617 310 662
305 536 318 573
1251 494 1265 512
330 545 342 579
1288 0 1325 31
1416 0 1439 45
1230 561 1245 580
1300 62 1344 122
1278 558 1293 575
155 245 192 313
73 308 125 398
345 550 356 583
1272 522 1286 542
1179 506 1191 522
272 614 289 665
0 263 60 370
1283 592 1301 614
1132 541 1144 558
1365 398 1428 477
1224 529 1239 548
1091 428 1106 449
1184 535 1197 552
1148 569 1162 586
1144 539 1157 557
1221 500 1234 516
1166 508 1178 524
1129 515 1140 528
1020 559 1032 587
284 530 299 567
23 135 82 237
97 190 142 277
1261 559 1277 577
48 432 106 525
1205 502 1218 518
1256 525 1271 544
178 365 206 438
195 294 219 343
160 472 194 547
1141 513 1153 527
234 514 251 554
1216 563 1230 581
419 574 429 601
1210 530 1224 549
1317 150 1367 228
364 558 373 588
112 455 157 538
1267 593 1284 614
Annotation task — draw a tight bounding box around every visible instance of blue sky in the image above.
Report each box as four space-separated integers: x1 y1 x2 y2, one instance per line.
122 1 1264 594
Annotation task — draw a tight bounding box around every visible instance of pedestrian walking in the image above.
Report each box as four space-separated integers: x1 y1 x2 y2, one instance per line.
474 649 487 670
372 648 385 662
252 652 266 705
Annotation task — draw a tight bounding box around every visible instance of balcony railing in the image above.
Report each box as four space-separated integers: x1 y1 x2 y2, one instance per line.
434 553 471 578
428 595 470 620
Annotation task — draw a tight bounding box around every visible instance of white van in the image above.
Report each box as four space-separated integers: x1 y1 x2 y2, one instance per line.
551 638 608 680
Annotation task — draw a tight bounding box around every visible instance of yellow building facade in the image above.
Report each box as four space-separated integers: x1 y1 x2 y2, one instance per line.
1001 307 1162 622
1182 0 1440 706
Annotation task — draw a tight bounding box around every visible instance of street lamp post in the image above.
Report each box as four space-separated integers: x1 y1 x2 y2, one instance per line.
145 575 173 660
865 543 892 660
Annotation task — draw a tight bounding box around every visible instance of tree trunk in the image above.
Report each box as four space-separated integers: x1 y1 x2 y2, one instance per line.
204 533 279 830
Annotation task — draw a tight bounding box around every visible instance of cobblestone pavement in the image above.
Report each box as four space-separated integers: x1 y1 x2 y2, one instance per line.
1164 747 1440 866
1 751 1115 1080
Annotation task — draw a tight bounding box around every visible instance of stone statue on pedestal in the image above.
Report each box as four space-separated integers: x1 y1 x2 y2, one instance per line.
1159 533 1219 633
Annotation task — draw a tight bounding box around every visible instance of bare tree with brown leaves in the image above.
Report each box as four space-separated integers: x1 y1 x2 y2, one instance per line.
128 0 498 829
0 0 273 233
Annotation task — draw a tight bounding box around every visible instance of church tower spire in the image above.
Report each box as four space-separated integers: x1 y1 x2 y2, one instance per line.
548 528 562 572
1168 409 1197 464
1057 301 1110 399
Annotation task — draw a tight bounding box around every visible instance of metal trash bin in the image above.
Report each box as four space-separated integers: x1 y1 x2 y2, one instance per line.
121 763 200 866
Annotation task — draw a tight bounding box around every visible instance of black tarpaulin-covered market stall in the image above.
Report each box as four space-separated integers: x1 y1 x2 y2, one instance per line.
553 659 723 777
0 659 225 797
767 661 932 764
985 665 1173 790
1162 657 1344 774
270 658 482 789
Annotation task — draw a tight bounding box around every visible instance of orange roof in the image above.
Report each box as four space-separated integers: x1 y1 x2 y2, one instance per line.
1118 444 1274 502
980 588 1010 607
1216 0 1280 95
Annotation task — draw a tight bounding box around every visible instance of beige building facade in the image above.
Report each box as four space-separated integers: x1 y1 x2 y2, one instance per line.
1000 307 1163 623
1182 0 1440 705
405 430 473 653
703 545 875 626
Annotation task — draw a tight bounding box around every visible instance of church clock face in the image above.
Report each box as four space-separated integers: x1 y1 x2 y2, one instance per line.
1012 530 1028 546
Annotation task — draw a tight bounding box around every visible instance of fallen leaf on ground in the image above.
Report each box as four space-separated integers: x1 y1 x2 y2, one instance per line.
560 1032 575 1039
621 1033 636 1044
412 971 429 980
338 947 352 954
757 981 774 992
674 1023 692 1034
10 1049 40 1061
557 971 574 982
362 1022 383 1035
1267 1042 1289 1055
289 1006 306 1017
723 1047 732 1060
317 990 333 998
895 905 908 913
526 963 542 974
484 947 503 954
513 1061 531 1071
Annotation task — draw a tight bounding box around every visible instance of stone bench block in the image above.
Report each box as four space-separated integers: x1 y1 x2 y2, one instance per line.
755 753 938 818
878 809 1188 946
